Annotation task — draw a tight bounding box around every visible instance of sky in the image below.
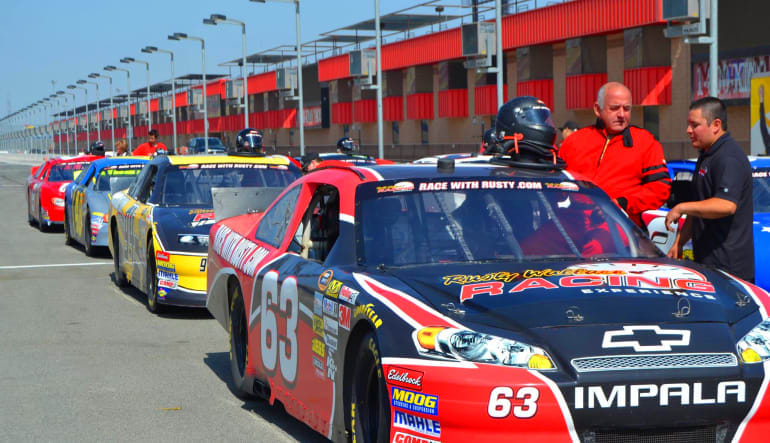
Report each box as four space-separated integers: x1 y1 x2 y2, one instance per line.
0 0 432 120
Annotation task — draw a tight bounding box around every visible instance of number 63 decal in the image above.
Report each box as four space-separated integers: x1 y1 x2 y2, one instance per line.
488 386 540 419
259 270 298 385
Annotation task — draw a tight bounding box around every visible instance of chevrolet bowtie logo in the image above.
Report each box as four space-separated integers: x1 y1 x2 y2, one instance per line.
602 325 690 352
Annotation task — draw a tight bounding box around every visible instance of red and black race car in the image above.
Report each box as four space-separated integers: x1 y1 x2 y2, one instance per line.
26 155 100 231
206 160 770 442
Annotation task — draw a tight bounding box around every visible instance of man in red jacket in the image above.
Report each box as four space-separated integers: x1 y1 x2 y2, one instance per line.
132 129 167 156
559 82 670 226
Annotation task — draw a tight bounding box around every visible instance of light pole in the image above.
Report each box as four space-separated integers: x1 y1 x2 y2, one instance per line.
142 46 177 151
105 65 133 151
249 0 305 155
169 32 208 153
49 94 62 155
68 84 90 149
374 0 384 158
495 0 504 109
89 73 115 150
205 14 249 128
78 79 101 142
121 57 151 132
57 90 75 154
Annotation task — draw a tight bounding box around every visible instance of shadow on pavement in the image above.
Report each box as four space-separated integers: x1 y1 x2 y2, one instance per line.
110 272 214 320
203 352 328 442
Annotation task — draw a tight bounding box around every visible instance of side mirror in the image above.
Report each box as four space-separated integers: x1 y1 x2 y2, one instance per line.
30 166 39 176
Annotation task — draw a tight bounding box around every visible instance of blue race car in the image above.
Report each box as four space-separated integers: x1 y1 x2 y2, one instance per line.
64 156 148 256
643 157 770 290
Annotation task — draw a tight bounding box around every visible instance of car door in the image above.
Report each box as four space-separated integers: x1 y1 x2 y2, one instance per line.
251 181 343 435
71 166 96 244
118 164 158 283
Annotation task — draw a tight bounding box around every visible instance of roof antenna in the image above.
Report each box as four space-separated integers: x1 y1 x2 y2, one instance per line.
437 157 455 173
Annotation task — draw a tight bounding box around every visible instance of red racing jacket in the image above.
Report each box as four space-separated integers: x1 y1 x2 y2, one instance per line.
559 122 671 226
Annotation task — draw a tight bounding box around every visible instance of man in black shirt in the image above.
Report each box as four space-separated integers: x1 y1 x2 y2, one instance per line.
665 97 754 282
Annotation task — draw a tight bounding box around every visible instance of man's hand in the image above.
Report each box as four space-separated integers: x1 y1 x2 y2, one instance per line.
665 204 683 232
667 240 680 259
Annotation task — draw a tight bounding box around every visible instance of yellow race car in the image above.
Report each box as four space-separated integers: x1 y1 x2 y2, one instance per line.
108 153 301 313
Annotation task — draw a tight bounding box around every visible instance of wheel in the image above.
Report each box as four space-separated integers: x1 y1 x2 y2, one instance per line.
349 331 390 443
83 209 94 256
145 240 164 314
38 201 48 232
229 283 254 399
112 226 128 287
64 209 74 246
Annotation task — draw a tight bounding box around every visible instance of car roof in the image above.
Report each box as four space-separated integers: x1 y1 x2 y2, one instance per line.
750 156 770 168
353 163 571 182
154 154 293 166
90 156 149 171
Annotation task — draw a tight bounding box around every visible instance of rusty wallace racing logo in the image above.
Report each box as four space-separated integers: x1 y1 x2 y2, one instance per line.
387 366 424 390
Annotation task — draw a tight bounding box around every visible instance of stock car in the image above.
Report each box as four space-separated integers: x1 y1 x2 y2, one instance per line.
643 157 770 290
63 156 148 256
108 154 301 313
26 155 100 231
205 160 770 442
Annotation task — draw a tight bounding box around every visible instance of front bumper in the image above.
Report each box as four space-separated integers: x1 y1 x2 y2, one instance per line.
381 359 770 442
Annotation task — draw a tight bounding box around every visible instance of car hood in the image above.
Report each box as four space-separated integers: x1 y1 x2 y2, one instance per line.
385 259 758 331
153 207 215 253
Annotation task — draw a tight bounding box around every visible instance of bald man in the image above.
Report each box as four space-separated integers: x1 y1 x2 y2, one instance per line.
559 82 670 226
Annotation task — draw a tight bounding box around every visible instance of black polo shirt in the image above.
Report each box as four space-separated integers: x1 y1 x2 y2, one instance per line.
692 132 754 281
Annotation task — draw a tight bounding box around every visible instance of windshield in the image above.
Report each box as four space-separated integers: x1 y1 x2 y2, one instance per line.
753 169 770 213
159 163 300 207
95 164 144 193
356 178 660 267
48 162 90 182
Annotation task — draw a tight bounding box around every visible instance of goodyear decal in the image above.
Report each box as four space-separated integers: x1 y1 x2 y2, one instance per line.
354 303 382 328
212 225 269 277
391 387 438 416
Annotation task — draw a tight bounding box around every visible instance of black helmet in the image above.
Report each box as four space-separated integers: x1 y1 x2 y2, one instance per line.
336 137 357 153
235 128 263 153
495 96 557 151
89 140 106 156
481 128 502 154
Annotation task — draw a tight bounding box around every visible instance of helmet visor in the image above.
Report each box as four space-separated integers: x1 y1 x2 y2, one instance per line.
516 107 555 128
242 133 262 150
340 139 356 151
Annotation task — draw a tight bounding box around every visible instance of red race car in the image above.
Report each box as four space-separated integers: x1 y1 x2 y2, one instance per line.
27 155 100 231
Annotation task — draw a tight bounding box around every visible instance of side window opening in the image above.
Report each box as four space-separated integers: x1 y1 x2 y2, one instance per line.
291 185 340 262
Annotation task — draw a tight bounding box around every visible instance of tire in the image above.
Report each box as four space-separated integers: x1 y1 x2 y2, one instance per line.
64 209 74 246
83 209 94 256
145 240 164 314
349 331 390 443
229 283 254 399
112 226 128 287
38 201 48 232
27 192 34 226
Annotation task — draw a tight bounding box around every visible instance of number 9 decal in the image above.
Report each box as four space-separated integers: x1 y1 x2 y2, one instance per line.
259 270 298 385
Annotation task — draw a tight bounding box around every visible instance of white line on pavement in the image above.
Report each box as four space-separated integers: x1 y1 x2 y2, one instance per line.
0 262 111 270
